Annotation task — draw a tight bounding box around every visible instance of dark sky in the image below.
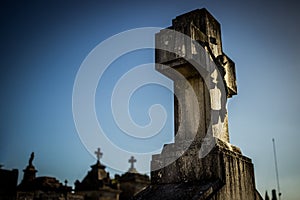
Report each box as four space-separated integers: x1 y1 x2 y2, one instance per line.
0 0 299 199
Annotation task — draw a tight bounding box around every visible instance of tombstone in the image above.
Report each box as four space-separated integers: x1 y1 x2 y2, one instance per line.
94 148 103 161
117 156 150 200
128 156 137 174
74 148 120 200
134 8 262 200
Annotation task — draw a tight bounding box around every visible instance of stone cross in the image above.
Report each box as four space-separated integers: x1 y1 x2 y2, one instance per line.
133 9 261 200
94 148 103 161
128 156 136 170
151 8 238 181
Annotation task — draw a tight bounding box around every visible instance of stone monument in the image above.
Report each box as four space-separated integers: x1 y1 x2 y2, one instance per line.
128 156 137 174
134 8 262 200
20 152 37 185
17 153 78 200
117 156 150 200
74 148 120 200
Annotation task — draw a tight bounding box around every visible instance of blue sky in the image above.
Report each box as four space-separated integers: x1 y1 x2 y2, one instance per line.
0 0 299 199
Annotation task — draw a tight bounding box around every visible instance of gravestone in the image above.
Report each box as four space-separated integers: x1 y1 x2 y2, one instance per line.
128 156 137 173
134 8 262 200
74 148 120 200
117 156 150 200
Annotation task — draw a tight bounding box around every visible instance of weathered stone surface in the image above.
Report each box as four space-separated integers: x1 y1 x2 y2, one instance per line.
134 180 223 200
155 9 237 99
137 142 262 200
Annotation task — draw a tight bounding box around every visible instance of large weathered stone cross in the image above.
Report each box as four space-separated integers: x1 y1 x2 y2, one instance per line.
94 148 103 161
128 156 137 170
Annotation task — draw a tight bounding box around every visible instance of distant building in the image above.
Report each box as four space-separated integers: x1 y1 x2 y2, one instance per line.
16 152 82 200
117 156 150 200
74 149 150 200
0 150 150 200
74 149 121 200
0 166 18 200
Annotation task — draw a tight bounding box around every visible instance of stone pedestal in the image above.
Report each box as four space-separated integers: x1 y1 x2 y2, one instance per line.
136 140 262 200
22 166 37 184
139 139 261 200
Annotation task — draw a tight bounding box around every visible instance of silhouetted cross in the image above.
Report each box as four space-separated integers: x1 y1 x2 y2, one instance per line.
128 156 136 169
94 148 103 161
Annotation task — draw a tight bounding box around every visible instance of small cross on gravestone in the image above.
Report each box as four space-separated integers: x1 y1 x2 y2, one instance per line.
128 156 137 173
94 148 103 161
129 156 136 169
